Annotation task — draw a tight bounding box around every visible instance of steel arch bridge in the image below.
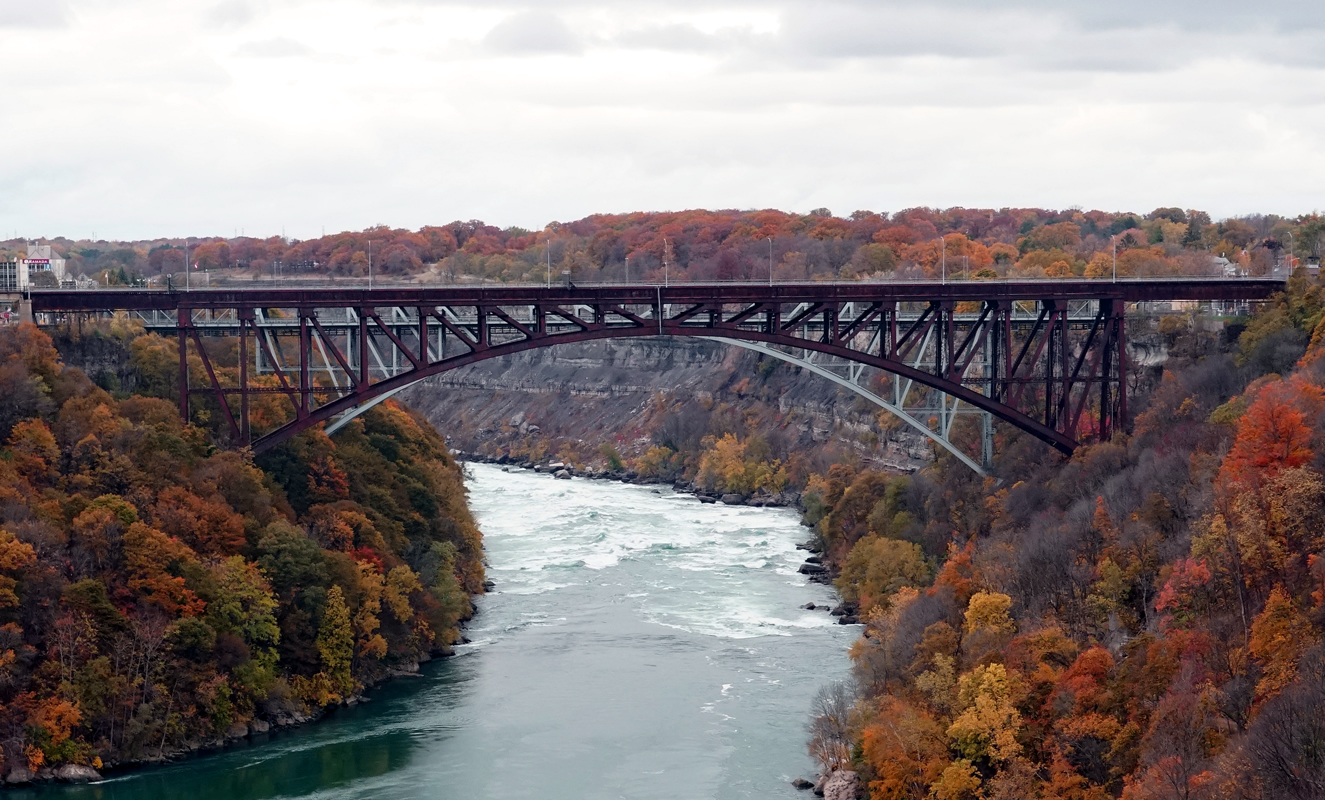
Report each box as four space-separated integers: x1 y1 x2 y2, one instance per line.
30 279 1281 471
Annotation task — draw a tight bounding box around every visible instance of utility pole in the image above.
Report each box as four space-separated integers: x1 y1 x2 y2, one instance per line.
767 236 774 286
663 237 670 287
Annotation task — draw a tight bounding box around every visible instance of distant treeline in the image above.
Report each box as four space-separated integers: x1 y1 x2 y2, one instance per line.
6 207 1323 286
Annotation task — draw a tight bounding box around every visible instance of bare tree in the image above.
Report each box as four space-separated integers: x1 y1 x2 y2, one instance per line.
808 679 858 771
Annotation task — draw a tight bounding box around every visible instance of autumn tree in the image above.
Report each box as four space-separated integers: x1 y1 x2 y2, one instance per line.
316 584 354 698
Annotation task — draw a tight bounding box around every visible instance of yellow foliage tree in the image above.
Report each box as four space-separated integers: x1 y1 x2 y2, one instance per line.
964 592 1015 636
930 758 983 800
0 529 36 609
1248 585 1317 702
315 584 355 699
384 565 423 624
948 663 1023 764
696 433 788 495
354 561 388 661
836 535 931 613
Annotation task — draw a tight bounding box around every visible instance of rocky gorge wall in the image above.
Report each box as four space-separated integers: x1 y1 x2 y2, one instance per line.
400 336 936 473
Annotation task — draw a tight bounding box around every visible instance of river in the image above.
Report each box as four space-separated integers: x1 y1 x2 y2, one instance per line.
15 463 855 800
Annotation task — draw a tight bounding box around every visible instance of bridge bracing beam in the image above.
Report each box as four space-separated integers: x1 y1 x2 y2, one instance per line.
28 280 1281 460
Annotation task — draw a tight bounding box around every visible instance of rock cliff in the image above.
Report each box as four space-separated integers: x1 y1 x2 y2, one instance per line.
401 336 935 472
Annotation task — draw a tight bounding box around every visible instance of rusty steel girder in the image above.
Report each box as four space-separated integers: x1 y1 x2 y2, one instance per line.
29 279 1283 456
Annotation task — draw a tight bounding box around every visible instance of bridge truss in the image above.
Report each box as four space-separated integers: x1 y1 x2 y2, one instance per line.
30 281 1280 470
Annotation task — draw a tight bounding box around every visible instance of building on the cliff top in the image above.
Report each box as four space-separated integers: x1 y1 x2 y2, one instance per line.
24 243 67 285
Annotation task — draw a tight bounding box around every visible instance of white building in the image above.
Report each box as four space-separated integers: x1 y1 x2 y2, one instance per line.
24 243 67 284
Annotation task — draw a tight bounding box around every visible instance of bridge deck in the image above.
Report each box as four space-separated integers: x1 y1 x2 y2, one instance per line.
28 278 1284 312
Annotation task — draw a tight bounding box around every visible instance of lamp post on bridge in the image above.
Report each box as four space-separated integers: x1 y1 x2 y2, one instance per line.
367 240 374 290
767 236 773 286
1112 235 1117 282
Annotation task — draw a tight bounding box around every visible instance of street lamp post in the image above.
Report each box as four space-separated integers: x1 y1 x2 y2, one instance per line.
625 256 629 284
1112 235 1117 282
367 240 374 289
546 240 551 288
940 237 946 283
767 237 774 286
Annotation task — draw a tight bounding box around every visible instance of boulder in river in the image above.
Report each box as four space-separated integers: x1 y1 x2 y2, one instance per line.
801 602 817 610
554 469 572 480
250 719 271 734
697 495 717 504
821 770 858 800
791 777 815 790
5 768 34 785
798 562 827 575
720 493 745 505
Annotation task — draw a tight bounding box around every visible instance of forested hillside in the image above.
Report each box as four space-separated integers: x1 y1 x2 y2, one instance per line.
0 324 483 781
801 272 1325 799
7 206 1321 286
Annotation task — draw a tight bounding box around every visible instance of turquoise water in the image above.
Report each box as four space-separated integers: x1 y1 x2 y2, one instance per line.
14 463 852 799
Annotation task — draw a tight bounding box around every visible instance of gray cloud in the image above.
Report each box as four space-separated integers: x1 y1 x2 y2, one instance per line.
207 0 258 28
0 0 66 27
613 23 724 54
6 0 1325 239
483 10 581 55
916 0 1325 33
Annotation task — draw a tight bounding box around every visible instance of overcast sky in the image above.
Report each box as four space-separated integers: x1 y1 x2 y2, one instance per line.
2 0 1323 240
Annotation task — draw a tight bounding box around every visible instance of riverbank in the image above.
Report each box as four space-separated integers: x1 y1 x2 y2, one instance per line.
4 653 454 788
7 463 857 800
